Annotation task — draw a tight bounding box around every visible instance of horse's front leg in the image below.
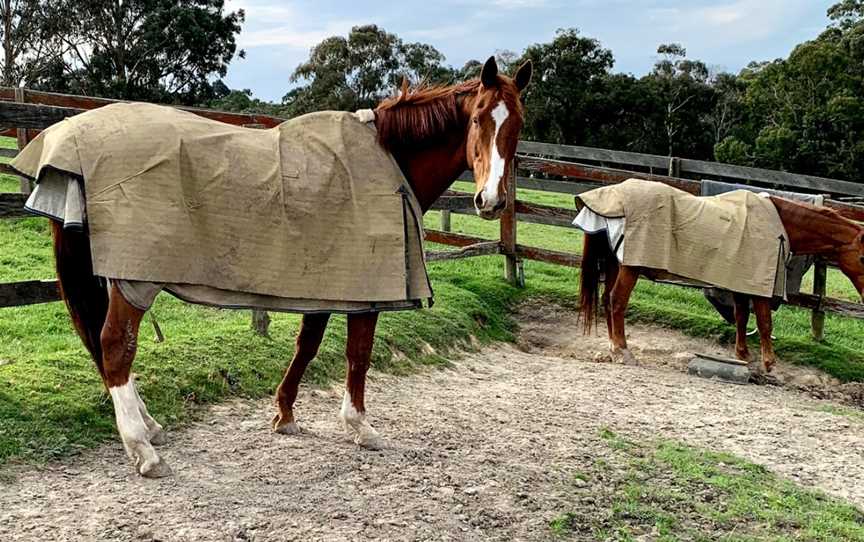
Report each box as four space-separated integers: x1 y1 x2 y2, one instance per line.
752 297 777 373
732 293 752 362
273 313 331 435
340 312 383 449
609 266 639 365
602 259 620 348
102 284 171 478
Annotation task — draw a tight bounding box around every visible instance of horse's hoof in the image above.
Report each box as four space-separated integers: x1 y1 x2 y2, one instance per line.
355 431 384 451
274 421 304 435
748 361 764 376
611 348 638 366
592 351 613 363
149 428 168 446
272 414 303 435
139 457 173 478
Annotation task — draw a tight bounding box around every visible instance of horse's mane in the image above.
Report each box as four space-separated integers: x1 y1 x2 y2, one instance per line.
770 196 863 237
374 79 481 152
771 195 853 222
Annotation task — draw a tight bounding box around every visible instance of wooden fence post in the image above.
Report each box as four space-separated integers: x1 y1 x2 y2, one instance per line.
251 309 271 337
14 88 33 195
501 161 523 286
441 210 451 232
811 260 827 341
668 156 681 178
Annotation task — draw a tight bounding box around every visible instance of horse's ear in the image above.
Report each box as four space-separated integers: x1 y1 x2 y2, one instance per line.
481 56 498 88
400 76 410 97
514 60 532 93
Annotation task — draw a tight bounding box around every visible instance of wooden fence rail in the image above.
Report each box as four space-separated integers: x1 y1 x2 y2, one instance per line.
1 87 863 343
517 141 864 197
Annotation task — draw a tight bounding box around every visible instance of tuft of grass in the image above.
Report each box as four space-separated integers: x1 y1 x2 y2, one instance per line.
599 427 634 451
551 437 864 540
814 404 864 422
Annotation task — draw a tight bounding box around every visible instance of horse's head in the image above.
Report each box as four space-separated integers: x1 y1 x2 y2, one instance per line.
837 229 864 301
466 56 532 220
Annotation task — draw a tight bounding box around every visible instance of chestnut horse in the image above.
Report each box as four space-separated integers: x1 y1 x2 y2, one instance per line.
579 195 864 373
52 57 532 477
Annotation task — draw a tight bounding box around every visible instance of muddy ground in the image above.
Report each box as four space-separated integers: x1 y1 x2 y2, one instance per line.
1 301 863 541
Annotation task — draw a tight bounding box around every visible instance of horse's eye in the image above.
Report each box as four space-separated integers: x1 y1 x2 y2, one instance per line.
472 117 479 124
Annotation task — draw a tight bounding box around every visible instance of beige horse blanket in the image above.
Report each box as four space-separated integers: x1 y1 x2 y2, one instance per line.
12 103 432 312
575 179 789 298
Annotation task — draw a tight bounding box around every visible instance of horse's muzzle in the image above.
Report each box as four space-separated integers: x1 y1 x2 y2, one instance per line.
477 204 505 221
475 195 506 220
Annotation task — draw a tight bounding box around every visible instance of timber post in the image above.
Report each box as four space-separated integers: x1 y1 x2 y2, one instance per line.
811 260 827 341
441 210 451 232
668 156 681 178
14 87 32 195
251 309 271 337
501 160 523 286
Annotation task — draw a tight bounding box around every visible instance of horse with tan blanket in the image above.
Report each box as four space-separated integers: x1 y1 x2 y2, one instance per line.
575 179 864 373
12 57 533 478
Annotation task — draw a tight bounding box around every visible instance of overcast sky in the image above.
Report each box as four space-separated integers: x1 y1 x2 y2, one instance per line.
223 0 836 102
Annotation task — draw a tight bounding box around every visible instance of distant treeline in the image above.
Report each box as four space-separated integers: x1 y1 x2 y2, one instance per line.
5 1 864 182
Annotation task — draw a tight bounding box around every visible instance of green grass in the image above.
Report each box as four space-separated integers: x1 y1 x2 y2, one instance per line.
1 143 863 465
550 430 864 541
814 404 864 422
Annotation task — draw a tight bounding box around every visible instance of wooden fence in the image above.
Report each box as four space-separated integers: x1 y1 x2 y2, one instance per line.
1 88 863 342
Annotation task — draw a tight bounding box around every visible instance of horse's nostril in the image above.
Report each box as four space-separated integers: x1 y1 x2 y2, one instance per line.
474 193 484 208
493 200 506 212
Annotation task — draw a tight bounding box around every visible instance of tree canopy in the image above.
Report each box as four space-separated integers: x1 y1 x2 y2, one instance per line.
0 0 68 87
714 5 864 179
2 0 244 104
6 2 864 183
281 24 454 116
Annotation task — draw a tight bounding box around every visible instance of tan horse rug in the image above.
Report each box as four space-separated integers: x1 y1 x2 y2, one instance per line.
574 179 790 298
12 103 432 312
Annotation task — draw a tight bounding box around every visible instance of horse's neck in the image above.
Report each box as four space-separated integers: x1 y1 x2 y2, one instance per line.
771 197 858 255
383 92 476 213
391 136 468 212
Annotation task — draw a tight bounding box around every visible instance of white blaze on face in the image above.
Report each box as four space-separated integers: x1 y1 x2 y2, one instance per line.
478 101 510 211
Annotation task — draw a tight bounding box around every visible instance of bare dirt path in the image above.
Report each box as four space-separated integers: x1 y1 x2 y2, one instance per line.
2 303 863 541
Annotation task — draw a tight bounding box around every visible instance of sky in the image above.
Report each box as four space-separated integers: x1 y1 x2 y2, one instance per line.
223 0 836 102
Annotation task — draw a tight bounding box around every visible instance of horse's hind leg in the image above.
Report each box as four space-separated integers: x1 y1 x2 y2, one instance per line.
752 297 777 373
133 382 167 446
609 266 639 365
602 258 620 349
340 312 382 450
101 284 171 478
732 293 752 362
273 312 331 435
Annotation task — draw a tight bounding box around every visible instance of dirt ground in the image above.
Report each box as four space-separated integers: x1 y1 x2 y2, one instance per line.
2 301 864 541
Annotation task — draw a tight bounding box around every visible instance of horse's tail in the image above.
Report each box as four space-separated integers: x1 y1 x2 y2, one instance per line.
51 222 109 375
578 232 613 334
